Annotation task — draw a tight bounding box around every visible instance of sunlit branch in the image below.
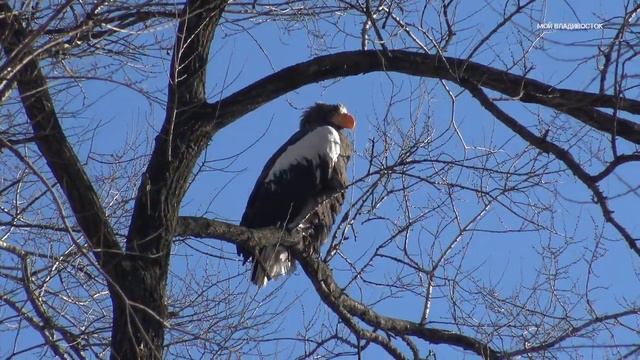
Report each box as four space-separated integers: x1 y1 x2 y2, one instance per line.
175 216 502 359
202 50 640 145
505 308 640 357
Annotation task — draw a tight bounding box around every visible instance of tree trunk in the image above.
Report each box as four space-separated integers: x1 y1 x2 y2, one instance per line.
110 258 167 359
109 1 228 358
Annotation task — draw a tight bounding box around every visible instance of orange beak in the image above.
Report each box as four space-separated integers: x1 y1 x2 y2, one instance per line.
333 113 356 129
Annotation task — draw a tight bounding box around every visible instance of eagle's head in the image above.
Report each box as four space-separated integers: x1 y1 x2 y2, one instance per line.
300 103 356 131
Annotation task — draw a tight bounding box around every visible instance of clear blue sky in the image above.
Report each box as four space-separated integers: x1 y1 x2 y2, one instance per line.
181 2 637 356
7 0 637 358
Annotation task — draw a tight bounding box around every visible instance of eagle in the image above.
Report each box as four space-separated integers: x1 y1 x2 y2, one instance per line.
238 103 355 287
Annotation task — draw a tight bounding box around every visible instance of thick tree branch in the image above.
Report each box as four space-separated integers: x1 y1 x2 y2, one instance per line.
0 3 121 267
294 250 501 360
175 216 502 360
187 50 640 258
505 308 640 358
176 216 300 249
201 50 640 145
169 2 226 107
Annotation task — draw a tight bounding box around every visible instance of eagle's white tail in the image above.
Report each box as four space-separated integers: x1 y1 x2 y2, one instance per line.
251 246 295 287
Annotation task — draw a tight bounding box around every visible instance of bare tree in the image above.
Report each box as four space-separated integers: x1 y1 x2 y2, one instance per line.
1 0 639 359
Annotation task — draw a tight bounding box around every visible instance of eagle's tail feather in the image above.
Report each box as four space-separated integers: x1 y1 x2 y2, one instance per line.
251 246 295 288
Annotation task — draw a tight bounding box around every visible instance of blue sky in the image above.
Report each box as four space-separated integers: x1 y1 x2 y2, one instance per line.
4 0 639 358
176 2 637 357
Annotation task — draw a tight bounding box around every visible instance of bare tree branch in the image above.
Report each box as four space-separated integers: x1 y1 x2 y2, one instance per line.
175 216 502 359
3 1 639 359
0 0 121 268
201 50 640 144
462 81 640 256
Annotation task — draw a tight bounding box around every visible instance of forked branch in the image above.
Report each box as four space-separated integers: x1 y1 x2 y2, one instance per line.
175 216 502 359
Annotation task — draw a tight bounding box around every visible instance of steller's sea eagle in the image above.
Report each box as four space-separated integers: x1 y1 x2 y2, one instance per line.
238 103 355 287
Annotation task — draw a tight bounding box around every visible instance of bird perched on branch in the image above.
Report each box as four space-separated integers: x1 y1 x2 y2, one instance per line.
238 103 355 287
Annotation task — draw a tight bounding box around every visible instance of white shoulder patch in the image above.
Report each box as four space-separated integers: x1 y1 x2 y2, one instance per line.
265 126 341 185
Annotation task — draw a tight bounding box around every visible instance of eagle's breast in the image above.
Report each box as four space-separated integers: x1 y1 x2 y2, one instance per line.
265 126 341 188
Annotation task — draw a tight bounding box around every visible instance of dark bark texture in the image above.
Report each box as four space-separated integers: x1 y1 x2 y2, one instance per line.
3 0 639 358
111 1 229 358
175 217 502 360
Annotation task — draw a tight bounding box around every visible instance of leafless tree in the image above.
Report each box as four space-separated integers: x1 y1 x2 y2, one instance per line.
1 0 639 359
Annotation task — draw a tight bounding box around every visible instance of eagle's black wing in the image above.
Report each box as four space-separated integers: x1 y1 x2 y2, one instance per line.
238 126 351 287
297 131 351 255
238 128 321 260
